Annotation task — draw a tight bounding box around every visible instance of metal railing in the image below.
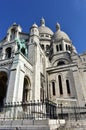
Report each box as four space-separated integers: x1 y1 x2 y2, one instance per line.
0 100 86 121
57 106 86 121
0 100 57 120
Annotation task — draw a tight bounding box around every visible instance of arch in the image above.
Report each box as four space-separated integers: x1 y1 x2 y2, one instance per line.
10 28 15 40
41 44 44 50
56 45 59 51
57 61 65 66
49 80 56 98
46 45 50 51
0 71 8 109
22 76 31 103
58 75 63 95
66 79 71 94
52 81 56 96
40 73 45 102
66 44 71 51
53 58 70 67
22 76 31 111
66 44 68 50
5 47 12 58
59 44 62 51
68 45 71 51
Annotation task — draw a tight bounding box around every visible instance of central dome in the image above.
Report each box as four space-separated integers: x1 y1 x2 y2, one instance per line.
39 26 53 35
52 23 71 42
38 18 53 35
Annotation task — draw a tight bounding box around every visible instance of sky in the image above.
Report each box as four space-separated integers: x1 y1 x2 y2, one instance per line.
0 0 86 53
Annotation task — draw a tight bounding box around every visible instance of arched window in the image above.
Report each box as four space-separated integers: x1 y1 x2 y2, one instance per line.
22 77 31 102
56 45 59 51
40 73 45 101
22 76 31 111
41 44 44 50
40 34 44 37
6 47 11 58
46 34 49 37
66 80 71 94
46 45 49 51
66 45 71 51
59 44 62 51
52 82 56 96
58 75 63 95
57 61 65 66
68 45 71 51
66 44 68 50
10 28 15 40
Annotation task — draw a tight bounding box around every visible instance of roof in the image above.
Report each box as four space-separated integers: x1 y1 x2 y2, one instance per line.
52 23 71 42
38 18 53 35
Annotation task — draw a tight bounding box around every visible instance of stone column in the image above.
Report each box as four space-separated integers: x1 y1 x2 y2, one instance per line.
6 53 25 103
73 70 85 107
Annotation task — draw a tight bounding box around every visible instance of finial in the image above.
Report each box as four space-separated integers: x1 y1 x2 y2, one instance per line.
13 22 17 25
40 17 45 26
56 23 60 31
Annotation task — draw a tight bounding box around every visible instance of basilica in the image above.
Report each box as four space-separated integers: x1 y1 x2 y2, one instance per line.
0 18 86 109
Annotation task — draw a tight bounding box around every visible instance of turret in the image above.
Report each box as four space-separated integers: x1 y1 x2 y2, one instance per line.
7 23 22 41
30 23 39 38
38 18 53 54
27 23 39 64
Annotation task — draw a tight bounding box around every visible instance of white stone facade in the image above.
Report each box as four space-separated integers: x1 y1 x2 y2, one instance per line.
0 18 86 109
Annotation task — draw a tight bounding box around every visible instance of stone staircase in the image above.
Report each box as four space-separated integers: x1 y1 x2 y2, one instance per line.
64 120 86 130
0 119 65 130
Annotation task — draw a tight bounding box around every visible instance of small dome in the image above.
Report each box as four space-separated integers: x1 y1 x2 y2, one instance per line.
39 26 53 35
31 23 38 28
38 18 53 35
13 22 17 25
52 23 71 42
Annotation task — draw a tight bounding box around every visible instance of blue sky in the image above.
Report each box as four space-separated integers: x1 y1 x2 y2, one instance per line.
0 0 86 53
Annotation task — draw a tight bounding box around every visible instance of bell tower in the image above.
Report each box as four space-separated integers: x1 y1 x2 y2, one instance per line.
28 23 42 101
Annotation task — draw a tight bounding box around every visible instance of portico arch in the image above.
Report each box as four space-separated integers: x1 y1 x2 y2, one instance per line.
22 76 31 111
22 76 31 103
0 71 8 108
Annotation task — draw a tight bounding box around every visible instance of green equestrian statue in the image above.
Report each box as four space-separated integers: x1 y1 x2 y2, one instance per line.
15 38 27 56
